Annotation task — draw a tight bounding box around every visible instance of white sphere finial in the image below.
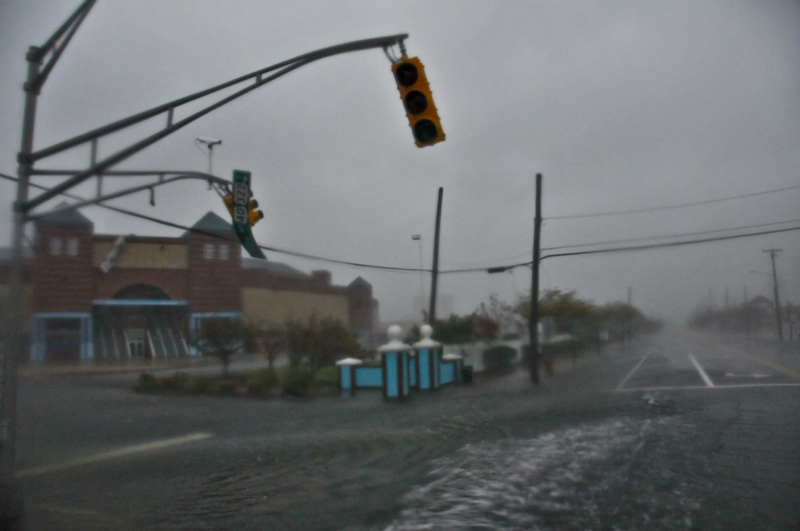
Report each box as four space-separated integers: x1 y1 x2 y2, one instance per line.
388 325 402 341
420 324 433 339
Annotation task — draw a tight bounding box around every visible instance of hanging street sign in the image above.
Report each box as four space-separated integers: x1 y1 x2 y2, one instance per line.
231 169 266 259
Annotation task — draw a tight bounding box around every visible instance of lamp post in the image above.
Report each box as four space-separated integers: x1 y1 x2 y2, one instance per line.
411 234 425 320
195 137 222 176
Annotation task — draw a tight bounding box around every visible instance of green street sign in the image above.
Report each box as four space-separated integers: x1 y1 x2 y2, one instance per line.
232 169 266 259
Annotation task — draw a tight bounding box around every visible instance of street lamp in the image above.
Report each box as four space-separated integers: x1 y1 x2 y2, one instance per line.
411 234 425 319
195 137 222 176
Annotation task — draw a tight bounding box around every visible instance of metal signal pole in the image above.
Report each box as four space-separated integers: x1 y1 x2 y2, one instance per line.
1 3 409 524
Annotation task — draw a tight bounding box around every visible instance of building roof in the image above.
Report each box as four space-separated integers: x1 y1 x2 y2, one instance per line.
182 211 236 237
242 257 309 277
349 276 372 289
34 202 93 229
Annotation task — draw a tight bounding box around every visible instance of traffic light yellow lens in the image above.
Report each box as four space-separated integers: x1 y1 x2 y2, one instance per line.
395 63 418 87
404 91 428 114
413 119 438 143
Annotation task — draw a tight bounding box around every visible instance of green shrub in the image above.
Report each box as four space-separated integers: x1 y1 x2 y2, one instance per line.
159 375 177 389
246 379 261 395
313 365 338 385
174 372 190 390
218 380 238 395
136 373 161 390
482 345 517 371
257 367 279 389
282 366 314 397
188 376 212 394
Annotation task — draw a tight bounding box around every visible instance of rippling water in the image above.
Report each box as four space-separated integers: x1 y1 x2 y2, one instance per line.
382 416 707 531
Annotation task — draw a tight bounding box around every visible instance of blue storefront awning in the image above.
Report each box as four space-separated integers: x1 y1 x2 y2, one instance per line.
92 299 188 307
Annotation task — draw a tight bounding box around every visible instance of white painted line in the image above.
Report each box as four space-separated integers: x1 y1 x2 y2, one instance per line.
18 432 213 478
688 353 714 388
616 382 800 392
616 353 651 391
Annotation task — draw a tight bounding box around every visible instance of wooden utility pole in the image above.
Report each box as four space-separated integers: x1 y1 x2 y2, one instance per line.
529 173 543 384
428 187 443 325
764 249 783 341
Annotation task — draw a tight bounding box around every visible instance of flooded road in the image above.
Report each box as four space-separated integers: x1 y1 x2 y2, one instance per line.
17 333 800 530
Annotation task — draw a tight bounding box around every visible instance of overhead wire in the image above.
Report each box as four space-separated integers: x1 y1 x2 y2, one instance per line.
439 224 800 274
2 172 798 276
547 183 800 220
0 172 429 274
542 217 800 251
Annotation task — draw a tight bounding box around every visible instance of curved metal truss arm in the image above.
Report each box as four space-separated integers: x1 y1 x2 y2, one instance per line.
23 33 408 211
26 172 230 221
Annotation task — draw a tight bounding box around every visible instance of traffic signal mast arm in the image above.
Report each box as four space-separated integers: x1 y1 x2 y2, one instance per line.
22 33 409 213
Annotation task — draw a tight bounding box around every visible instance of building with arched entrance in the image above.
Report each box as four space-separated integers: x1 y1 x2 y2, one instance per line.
0 208 379 363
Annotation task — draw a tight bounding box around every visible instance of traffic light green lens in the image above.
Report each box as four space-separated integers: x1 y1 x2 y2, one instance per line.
395 63 418 87
404 91 428 114
413 119 438 143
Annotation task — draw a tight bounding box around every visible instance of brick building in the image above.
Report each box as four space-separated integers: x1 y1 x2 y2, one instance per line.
0 208 379 362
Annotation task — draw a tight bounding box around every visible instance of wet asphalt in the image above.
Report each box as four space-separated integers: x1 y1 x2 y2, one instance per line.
15 331 800 530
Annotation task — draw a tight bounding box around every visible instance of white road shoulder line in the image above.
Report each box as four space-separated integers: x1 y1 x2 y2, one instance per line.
18 432 213 478
616 353 651 391
688 353 714 388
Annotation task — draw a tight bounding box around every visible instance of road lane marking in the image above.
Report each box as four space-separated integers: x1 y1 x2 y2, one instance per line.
688 353 714 387
616 353 651 391
616 382 800 392
18 432 213 478
719 346 800 381
724 372 769 378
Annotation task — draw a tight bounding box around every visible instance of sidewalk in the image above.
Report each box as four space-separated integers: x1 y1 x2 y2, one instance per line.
18 354 257 378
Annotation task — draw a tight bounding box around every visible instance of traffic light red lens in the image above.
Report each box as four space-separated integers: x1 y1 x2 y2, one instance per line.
413 119 438 143
404 91 428 114
395 63 418 87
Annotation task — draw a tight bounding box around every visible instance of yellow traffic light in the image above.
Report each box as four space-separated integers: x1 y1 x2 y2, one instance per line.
392 56 445 148
249 210 264 226
249 199 263 226
223 193 234 216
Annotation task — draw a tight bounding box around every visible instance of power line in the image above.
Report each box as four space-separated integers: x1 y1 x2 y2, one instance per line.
547 183 800 220
440 224 800 274
542 217 800 251
0 172 429 274
441 216 800 269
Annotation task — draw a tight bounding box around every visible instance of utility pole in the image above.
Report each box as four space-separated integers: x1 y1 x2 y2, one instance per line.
744 285 750 337
428 187 443 325
764 249 783 342
411 234 424 320
529 173 543 385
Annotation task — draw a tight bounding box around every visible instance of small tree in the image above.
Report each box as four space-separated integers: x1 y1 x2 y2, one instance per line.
193 318 254 376
285 316 362 369
432 314 475 345
252 323 286 369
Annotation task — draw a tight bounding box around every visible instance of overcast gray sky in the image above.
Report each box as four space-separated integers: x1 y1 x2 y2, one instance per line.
1 0 798 325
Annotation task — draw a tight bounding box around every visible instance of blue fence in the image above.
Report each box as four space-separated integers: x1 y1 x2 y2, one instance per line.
338 346 462 400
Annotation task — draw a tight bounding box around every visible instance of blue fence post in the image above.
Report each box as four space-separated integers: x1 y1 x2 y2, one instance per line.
413 324 442 391
378 325 411 400
336 357 363 397
440 353 463 385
